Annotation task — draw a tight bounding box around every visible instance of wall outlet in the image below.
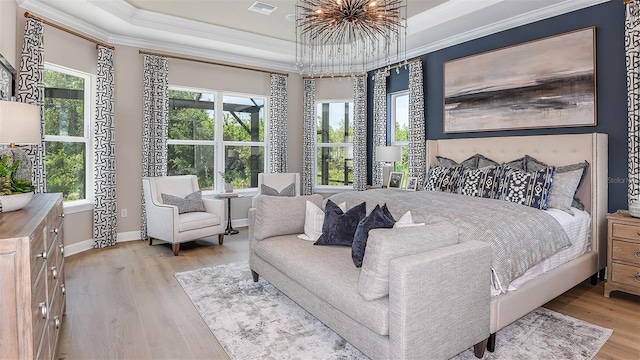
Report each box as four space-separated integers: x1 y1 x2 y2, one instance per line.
121 208 128 218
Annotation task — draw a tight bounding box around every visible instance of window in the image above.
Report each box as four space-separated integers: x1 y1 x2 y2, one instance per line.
390 91 409 174
316 101 353 187
44 65 92 202
167 87 266 191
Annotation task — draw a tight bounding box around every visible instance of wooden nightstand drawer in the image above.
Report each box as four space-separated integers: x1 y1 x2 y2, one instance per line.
611 222 640 241
612 239 640 266
611 262 640 289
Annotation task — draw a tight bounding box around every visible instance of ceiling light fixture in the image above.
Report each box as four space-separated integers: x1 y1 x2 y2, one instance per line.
295 0 407 77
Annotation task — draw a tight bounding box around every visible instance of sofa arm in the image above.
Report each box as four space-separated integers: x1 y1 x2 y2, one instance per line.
145 201 179 242
203 198 225 220
388 240 491 360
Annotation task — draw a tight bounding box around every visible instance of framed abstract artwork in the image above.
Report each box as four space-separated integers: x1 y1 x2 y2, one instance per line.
0 53 16 100
444 27 596 133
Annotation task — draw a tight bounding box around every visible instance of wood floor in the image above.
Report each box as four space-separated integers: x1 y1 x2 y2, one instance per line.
56 228 640 360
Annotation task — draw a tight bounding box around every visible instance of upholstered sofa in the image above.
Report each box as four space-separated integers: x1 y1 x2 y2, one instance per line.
248 194 492 359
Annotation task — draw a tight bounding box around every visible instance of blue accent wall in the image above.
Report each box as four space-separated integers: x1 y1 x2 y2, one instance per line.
368 1 626 212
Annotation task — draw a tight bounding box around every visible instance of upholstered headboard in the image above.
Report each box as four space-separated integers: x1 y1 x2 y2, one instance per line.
426 133 608 271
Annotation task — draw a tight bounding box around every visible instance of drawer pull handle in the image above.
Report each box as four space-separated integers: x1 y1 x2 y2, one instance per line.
54 316 61 329
635 274 640 283
61 284 66 295
59 244 64 255
51 228 59 234
51 266 58 279
60 213 65 218
39 302 47 319
635 250 640 259
36 251 47 260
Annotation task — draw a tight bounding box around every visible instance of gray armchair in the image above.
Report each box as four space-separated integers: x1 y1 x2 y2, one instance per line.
142 175 225 255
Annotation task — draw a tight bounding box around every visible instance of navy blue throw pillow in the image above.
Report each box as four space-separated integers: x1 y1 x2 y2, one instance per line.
352 204 396 267
314 200 366 247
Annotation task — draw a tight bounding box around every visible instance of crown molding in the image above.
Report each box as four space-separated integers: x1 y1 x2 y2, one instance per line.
407 0 506 35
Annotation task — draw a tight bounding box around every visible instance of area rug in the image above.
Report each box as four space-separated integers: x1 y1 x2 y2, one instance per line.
175 262 612 360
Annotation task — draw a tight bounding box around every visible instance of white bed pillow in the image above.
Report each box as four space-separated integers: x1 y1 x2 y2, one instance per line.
297 200 347 241
393 211 425 228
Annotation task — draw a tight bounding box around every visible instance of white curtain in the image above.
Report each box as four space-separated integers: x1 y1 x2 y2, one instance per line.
16 18 46 193
301 78 315 195
141 54 169 240
269 74 288 173
408 60 426 187
628 1 640 205
372 71 389 186
94 46 117 248
352 76 367 191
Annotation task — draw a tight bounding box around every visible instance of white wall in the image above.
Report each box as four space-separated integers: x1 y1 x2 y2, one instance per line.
1 0 17 68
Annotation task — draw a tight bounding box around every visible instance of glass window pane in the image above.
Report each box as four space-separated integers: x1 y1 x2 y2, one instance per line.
167 144 215 190
395 146 409 175
316 102 353 143
169 90 215 141
223 95 264 142
394 94 409 142
316 146 353 186
45 142 86 201
44 70 85 137
223 145 264 189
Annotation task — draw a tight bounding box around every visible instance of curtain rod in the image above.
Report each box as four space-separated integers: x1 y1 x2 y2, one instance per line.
302 73 366 80
24 12 115 50
625 0 636 4
138 50 288 77
374 57 423 75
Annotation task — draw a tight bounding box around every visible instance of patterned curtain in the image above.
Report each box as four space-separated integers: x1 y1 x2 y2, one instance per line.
141 54 169 240
408 60 426 187
628 1 640 205
372 70 389 186
94 46 117 248
269 74 288 173
301 79 315 195
16 18 46 193
352 76 367 191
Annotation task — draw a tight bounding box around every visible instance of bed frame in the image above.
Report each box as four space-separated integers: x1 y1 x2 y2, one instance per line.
426 133 608 351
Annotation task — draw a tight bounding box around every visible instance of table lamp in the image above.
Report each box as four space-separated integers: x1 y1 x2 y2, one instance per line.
375 145 402 187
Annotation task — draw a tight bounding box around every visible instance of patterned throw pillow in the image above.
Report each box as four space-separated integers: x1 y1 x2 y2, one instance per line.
423 165 464 193
525 156 589 210
261 183 295 197
458 165 502 198
161 191 206 214
436 154 499 169
497 166 555 210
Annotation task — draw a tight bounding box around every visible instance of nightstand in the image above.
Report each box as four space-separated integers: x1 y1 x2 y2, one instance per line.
605 211 640 297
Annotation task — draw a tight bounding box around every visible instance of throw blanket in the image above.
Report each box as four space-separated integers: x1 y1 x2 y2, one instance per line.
327 189 571 294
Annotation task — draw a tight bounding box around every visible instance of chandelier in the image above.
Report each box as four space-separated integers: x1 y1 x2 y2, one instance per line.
295 0 407 77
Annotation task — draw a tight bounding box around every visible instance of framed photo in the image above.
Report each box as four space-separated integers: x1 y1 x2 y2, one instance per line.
405 177 418 191
443 27 595 133
0 53 16 100
387 172 404 189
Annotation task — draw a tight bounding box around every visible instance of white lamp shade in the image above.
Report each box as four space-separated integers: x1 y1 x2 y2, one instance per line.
0 101 41 145
375 145 402 162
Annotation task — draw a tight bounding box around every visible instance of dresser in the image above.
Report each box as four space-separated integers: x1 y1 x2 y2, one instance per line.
0 193 65 359
605 211 640 298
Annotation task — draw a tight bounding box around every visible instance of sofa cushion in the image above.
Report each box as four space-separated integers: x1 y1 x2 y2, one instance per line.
161 191 206 214
261 183 295 197
178 212 221 232
352 204 395 268
314 200 366 246
358 222 460 301
254 194 323 241
252 234 390 336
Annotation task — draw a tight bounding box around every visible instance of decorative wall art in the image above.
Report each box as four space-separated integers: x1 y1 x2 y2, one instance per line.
444 27 596 133
387 171 404 189
0 53 16 100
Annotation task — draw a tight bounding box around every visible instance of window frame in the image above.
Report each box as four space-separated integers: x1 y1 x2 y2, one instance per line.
43 63 95 208
390 90 410 173
314 99 354 191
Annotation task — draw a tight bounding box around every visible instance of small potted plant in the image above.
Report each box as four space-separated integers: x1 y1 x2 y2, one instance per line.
219 171 236 193
0 154 35 212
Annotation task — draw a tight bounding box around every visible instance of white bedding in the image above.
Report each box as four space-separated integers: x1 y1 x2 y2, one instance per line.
490 207 592 296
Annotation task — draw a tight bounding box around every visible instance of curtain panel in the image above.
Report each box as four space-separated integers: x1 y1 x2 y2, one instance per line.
16 18 46 193
94 46 117 248
269 74 288 173
372 71 389 187
408 60 426 187
141 54 169 240
301 79 316 195
352 76 367 191
628 1 640 205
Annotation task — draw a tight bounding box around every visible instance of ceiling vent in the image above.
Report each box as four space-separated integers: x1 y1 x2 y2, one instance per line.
248 1 277 15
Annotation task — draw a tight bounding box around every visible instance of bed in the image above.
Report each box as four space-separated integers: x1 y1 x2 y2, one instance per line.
426 132 608 351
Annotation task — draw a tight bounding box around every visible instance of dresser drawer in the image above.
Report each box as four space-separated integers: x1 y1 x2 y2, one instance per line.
612 239 640 266
31 271 48 357
611 222 640 241
30 223 47 286
611 262 640 289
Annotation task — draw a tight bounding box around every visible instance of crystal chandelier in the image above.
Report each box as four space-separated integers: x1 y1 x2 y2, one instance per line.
295 0 407 77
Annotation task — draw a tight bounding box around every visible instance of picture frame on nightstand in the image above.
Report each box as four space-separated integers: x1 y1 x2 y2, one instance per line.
405 177 418 191
387 172 404 189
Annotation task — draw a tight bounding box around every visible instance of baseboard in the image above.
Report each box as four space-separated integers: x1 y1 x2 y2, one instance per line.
63 220 248 257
